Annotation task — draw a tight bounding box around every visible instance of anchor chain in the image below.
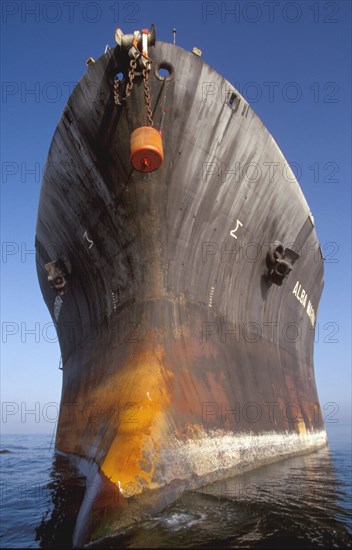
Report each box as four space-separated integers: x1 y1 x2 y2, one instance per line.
142 64 153 126
113 58 137 105
113 47 153 128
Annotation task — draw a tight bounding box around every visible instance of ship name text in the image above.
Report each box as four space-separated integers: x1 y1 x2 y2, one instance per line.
292 280 316 327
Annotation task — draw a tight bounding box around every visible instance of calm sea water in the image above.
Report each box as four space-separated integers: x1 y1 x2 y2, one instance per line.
1 424 351 548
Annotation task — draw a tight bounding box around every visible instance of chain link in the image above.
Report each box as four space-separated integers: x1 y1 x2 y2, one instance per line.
114 57 153 127
113 58 137 105
142 64 153 126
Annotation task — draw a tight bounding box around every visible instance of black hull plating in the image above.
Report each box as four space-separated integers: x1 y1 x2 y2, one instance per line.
35 39 326 542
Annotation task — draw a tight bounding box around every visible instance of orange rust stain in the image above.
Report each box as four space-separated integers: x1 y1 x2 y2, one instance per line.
97 344 173 494
297 417 307 435
284 373 307 435
169 316 221 363
173 423 205 442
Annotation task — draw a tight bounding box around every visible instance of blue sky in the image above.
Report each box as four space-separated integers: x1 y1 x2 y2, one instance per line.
1 0 351 434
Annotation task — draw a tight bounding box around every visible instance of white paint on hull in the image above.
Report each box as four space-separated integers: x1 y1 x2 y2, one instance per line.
156 429 328 487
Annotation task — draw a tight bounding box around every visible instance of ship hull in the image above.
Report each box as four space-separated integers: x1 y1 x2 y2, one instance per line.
36 39 326 543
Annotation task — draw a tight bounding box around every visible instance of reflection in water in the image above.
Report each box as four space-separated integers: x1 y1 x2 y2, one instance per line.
35 454 86 548
36 444 351 548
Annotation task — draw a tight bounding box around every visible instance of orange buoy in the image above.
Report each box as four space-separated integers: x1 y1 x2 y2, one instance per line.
130 126 164 173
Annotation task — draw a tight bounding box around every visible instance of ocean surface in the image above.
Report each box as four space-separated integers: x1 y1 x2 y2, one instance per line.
1 424 351 548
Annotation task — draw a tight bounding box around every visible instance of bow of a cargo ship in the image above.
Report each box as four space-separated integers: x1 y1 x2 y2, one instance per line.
35 26 326 545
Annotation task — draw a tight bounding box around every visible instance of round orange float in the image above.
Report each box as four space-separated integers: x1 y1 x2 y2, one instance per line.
130 126 164 173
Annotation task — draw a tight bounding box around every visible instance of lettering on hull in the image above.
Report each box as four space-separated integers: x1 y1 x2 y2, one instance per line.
292 281 316 327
